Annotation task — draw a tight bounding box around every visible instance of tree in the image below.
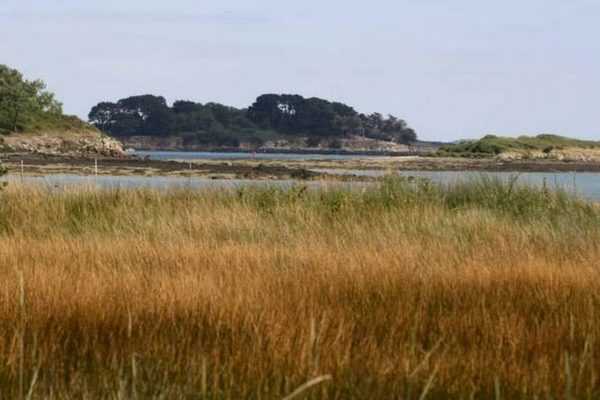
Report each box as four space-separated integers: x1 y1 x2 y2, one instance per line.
247 94 349 136
247 94 304 131
0 65 62 134
119 95 173 136
89 95 174 136
89 93 419 146
334 114 362 136
88 102 120 132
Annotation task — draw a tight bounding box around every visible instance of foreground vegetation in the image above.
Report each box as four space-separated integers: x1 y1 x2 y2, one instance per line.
0 177 599 398
439 134 600 157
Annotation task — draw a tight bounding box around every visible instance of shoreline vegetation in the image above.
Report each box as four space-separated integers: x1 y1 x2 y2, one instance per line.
0 177 599 398
438 134 600 160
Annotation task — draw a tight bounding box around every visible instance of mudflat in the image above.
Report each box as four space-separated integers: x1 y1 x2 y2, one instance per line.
2 153 600 182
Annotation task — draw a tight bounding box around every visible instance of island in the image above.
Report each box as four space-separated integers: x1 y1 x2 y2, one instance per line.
88 93 423 153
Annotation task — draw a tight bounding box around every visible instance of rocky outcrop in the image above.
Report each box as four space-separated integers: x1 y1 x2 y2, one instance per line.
118 134 414 153
1 130 125 158
497 148 600 162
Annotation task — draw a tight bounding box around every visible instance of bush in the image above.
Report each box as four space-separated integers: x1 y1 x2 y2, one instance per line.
439 134 600 158
328 138 343 149
306 136 321 147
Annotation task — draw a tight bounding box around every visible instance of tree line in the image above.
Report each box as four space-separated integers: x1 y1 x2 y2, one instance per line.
1 64 418 147
89 94 417 146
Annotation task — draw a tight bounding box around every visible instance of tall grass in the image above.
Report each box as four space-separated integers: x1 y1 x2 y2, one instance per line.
0 177 599 398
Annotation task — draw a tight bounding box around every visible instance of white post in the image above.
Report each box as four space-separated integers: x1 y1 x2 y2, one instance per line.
94 158 98 176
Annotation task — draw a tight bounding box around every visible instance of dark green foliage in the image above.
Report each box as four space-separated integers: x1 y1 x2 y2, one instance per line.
247 94 417 143
0 65 90 134
90 96 265 146
89 95 173 136
90 93 418 146
328 138 343 149
0 65 66 134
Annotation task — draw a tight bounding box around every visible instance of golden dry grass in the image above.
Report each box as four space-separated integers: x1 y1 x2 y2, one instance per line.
0 178 599 398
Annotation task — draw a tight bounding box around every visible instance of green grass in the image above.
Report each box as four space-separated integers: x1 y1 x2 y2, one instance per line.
20 114 94 134
438 134 600 157
0 114 96 137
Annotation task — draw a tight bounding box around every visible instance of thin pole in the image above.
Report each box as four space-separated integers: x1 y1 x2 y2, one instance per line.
94 158 98 177
20 160 24 180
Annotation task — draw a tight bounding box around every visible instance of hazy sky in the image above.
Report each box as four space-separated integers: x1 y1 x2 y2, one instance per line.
1 0 599 141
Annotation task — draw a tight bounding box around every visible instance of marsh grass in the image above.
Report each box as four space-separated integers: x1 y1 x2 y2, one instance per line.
0 177 599 398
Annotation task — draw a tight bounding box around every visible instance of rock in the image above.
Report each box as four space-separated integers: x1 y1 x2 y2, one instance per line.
497 152 522 161
2 131 125 158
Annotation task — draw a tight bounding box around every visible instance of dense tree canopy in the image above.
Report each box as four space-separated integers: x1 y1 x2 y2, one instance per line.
0 65 63 134
89 95 252 147
89 93 417 146
247 94 417 142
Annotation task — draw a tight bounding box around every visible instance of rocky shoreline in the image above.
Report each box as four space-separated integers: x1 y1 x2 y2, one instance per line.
2 132 600 180
0 130 126 158
2 152 600 184
0 153 346 181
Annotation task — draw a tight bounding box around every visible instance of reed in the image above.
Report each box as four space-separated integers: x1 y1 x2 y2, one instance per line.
0 177 598 398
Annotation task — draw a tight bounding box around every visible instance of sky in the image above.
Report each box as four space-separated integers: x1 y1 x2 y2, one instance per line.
1 0 599 142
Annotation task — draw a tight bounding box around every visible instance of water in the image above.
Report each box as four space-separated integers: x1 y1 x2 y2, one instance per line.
314 168 600 200
134 150 384 161
130 151 600 201
3 171 600 201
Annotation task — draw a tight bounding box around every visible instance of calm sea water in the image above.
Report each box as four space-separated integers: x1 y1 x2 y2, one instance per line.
2 151 600 201
313 168 600 200
130 150 600 201
3 171 600 201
